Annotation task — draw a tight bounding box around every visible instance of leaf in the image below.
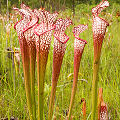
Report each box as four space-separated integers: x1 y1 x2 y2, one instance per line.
67 73 82 80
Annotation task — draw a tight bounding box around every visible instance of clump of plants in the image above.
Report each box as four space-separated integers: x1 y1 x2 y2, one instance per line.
13 0 109 120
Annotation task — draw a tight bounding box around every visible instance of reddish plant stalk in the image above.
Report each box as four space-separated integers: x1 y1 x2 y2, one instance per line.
48 18 72 120
82 100 86 120
80 98 86 120
34 9 58 120
91 1 109 120
38 34 51 120
49 38 66 120
22 40 33 120
29 47 36 119
67 25 88 120
14 8 33 120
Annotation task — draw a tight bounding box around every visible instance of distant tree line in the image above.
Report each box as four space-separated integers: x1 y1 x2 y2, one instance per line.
0 0 120 14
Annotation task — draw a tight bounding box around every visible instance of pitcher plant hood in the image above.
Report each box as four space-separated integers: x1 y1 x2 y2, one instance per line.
33 9 58 52
53 18 72 43
34 9 58 36
52 18 72 81
92 0 109 60
73 24 88 75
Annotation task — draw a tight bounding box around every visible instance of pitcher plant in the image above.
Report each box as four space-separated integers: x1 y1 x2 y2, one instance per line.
48 18 72 120
14 5 37 120
67 24 88 120
34 9 58 120
91 0 109 119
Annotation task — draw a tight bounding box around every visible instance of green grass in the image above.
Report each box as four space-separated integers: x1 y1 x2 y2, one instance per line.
0 3 120 120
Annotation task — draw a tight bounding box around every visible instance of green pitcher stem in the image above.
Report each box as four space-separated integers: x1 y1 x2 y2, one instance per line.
91 59 100 120
37 51 46 120
68 49 83 120
48 81 57 120
37 51 41 120
30 47 36 120
24 64 33 120
38 70 45 120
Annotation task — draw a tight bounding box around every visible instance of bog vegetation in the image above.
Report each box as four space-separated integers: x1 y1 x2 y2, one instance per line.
0 0 120 120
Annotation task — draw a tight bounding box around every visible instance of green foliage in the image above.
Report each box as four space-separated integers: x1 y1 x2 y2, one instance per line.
0 2 120 120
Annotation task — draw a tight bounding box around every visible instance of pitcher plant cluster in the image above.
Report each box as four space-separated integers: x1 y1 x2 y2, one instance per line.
14 0 109 120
